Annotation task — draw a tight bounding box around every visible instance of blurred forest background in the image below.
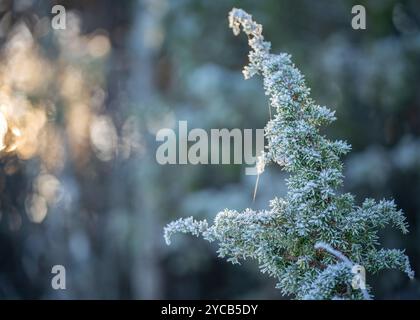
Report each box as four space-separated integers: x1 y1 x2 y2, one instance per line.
0 0 419 299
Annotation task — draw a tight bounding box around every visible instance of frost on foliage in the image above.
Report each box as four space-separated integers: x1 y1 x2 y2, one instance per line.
164 217 209 245
164 8 414 299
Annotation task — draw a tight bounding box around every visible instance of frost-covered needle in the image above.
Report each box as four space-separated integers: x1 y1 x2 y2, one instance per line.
253 155 265 202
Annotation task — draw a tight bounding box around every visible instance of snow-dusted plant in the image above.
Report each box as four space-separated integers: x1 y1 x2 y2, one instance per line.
164 8 414 300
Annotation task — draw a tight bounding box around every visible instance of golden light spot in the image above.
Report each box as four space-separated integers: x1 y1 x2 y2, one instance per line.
3 23 50 93
0 111 8 151
87 34 111 58
35 174 60 205
14 107 47 160
60 67 84 101
90 115 118 161
26 194 48 223
11 126 21 137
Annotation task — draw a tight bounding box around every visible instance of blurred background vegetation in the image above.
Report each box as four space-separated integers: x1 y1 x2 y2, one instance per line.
0 0 419 299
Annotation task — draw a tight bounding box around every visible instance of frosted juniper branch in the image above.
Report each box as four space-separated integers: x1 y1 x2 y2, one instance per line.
315 242 353 267
164 8 414 300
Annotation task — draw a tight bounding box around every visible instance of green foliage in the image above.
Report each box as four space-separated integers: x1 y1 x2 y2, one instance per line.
164 8 414 300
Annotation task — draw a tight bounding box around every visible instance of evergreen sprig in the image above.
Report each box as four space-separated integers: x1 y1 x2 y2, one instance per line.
164 8 414 300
